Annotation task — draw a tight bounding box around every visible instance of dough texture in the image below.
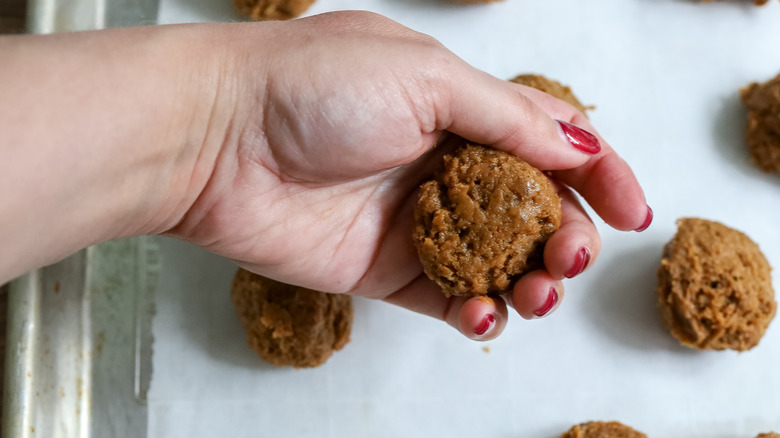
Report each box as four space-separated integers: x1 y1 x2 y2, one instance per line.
702 0 771 4
756 433 780 438
447 0 503 3
741 73 780 174
559 421 647 438
413 143 561 297
510 74 591 115
231 269 353 368
656 218 776 351
234 0 315 20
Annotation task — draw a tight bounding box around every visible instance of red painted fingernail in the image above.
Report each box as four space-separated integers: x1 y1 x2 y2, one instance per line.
474 313 496 336
556 120 601 154
533 287 559 318
564 247 591 279
634 205 653 232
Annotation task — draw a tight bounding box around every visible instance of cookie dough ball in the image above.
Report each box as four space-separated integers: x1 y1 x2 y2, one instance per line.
559 421 647 438
701 0 770 5
756 433 780 438
510 74 591 116
234 0 315 20
413 144 561 297
448 0 503 3
231 269 353 368
741 73 780 173
656 218 776 351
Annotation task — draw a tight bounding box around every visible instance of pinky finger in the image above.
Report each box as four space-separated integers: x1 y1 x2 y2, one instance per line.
454 296 508 341
382 274 508 341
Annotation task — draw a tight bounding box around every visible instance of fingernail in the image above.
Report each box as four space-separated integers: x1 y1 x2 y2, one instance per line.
474 313 496 336
634 205 653 232
533 287 559 318
556 120 601 154
564 247 591 279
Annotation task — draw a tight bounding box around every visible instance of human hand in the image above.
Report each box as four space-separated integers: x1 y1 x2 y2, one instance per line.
161 11 650 340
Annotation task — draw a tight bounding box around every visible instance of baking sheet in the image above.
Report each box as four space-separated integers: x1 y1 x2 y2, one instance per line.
151 1 780 437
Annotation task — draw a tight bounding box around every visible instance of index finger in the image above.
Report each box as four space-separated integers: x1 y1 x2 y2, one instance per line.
513 86 651 232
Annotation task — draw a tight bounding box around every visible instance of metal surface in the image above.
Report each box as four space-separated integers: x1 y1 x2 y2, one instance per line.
27 0 159 33
4 238 160 438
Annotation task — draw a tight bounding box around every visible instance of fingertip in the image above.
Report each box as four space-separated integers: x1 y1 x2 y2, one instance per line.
633 205 653 232
456 296 508 341
543 186 601 280
512 271 563 320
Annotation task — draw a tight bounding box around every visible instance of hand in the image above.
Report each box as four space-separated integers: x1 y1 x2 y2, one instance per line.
167 11 650 340
0 12 648 341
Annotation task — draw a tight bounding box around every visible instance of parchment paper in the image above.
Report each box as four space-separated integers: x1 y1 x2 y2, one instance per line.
150 1 780 436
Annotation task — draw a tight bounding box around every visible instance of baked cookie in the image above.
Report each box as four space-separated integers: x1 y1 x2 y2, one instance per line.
741 73 780 174
656 218 776 351
756 433 780 438
510 74 591 116
234 0 315 20
413 143 561 297
231 269 353 368
559 421 647 438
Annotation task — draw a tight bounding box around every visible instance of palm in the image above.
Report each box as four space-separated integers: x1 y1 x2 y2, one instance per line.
168 12 649 339
179 66 446 299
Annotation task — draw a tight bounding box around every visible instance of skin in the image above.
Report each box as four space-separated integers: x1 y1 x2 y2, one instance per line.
0 11 649 341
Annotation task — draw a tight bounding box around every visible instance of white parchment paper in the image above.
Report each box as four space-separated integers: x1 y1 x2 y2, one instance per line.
151 1 780 436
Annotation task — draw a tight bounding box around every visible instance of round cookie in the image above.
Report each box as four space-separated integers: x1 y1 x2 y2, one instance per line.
559 421 647 438
448 0 503 3
413 143 561 297
510 74 591 116
756 433 780 438
234 0 315 21
701 0 770 5
741 73 780 174
656 218 776 351
231 268 353 368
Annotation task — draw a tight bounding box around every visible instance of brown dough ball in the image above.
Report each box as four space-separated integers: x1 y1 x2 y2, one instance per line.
701 0 771 4
559 421 647 438
234 0 315 20
447 0 503 3
756 434 780 438
741 73 780 174
656 218 776 352
413 143 561 297
231 269 353 368
510 74 591 116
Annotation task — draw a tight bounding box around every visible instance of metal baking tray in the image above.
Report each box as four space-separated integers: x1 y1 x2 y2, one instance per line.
4 237 159 438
